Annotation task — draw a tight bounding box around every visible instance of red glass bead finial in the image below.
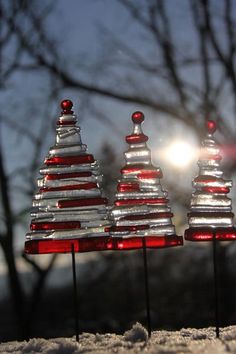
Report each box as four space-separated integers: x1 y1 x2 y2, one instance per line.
61 99 74 115
207 120 217 134
132 111 144 124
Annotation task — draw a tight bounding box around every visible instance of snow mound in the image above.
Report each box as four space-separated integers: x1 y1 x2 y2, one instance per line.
124 322 148 343
0 337 80 354
1 324 236 353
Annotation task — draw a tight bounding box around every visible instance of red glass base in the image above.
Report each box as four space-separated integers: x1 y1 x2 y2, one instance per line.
112 235 183 250
25 236 112 254
185 227 236 241
24 235 183 254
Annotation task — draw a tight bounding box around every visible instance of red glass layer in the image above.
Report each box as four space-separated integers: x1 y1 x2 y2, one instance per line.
185 227 236 241
121 164 148 174
115 198 168 206
45 155 94 165
137 170 162 179
117 182 140 192
45 172 92 180
110 225 150 232
30 221 81 231
201 186 230 193
121 212 173 221
58 197 108 208
188 212 234 218
126 134 148 144
201 153 222 161
113 235 183 250
194 175 219 183
25 237 111 254
40 182 97 192
57 120 76 126
24 235 183 254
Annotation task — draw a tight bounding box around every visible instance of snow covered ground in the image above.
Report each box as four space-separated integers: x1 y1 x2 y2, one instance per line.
1 322 236 353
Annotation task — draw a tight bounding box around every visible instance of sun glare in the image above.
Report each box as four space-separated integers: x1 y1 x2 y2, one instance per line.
162 141 197 169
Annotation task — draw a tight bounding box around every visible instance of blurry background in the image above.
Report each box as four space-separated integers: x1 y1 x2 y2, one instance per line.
1 0 236 341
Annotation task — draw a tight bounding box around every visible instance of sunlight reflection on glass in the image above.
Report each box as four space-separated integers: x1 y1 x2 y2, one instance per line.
161 141 198 169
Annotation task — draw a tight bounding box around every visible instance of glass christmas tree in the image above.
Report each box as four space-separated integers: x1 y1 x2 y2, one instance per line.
110 111 183 250
25 100 111 254
185 120 236 241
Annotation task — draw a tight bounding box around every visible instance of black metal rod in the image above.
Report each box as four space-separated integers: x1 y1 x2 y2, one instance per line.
71 244 79 342
142 237 152 337
212 231 220 338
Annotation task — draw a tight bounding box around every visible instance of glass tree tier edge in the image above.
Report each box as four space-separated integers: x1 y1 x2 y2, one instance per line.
185 227 236 241
25 235 183 254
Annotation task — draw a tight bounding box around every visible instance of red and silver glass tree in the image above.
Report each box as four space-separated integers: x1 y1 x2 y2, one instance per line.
25 100 111 254
185 119 236 338
185 120 236 241
109 111 183 337
110 111 183 250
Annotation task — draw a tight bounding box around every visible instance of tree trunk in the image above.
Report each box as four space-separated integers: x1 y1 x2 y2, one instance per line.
2 241 27 339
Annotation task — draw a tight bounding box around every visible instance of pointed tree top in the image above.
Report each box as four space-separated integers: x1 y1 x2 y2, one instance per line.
207 119 217 134
132 111 144 124
61 99 74 115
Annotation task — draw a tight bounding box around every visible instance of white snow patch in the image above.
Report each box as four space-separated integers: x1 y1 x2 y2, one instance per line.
1 323 236 353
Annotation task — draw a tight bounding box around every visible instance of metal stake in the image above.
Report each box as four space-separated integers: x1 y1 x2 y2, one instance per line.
142 237 151 337
212 231 220 338
71 244 79 342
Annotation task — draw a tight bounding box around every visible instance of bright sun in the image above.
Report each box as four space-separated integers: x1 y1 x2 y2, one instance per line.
163 141 197 168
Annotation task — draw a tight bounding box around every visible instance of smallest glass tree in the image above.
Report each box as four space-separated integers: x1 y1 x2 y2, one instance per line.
185 120 236 241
